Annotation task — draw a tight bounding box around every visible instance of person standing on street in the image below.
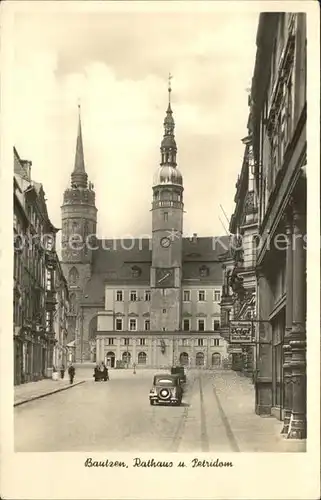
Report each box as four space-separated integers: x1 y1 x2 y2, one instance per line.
68 363 75 384
60 364 65 379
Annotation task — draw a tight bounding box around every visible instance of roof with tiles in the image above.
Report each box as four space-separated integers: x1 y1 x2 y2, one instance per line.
83 235 230 305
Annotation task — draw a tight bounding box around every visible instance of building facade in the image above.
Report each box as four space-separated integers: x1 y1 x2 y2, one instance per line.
52 259 69 370
61 91 229 367
250 13 306 438
225 125 259 376
13 147 65 384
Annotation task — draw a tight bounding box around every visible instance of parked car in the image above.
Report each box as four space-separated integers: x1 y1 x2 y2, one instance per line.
149 373 183 406
94 364 109 382
170 366 186 384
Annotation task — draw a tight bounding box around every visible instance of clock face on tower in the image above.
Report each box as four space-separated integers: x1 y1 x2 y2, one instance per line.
155 268 175 288
160 236 171 248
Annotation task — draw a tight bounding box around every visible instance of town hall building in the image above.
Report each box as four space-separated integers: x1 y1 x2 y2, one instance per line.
61 83 229 368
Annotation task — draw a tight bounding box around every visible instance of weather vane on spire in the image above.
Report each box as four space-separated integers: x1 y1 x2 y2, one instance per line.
168 72 173 103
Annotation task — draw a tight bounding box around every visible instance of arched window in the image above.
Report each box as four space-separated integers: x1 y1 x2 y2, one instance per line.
122 352 131 364
69 267 79 285
88 316 98 341
196 352 205 366
212 353 221 367
137 352 147 365
69 293 76 314
179 352 189 366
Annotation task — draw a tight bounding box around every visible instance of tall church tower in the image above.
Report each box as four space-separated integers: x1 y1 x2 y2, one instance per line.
150 77 184 332
61 106 97 358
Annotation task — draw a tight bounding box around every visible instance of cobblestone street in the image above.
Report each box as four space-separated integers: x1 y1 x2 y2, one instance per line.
14 367 306 453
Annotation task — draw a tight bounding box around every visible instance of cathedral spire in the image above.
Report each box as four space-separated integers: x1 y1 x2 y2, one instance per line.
160 73 177 167
71 103 88 189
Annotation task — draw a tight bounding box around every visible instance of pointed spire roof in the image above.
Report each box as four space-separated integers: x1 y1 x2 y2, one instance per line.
160 73 177 165
71 104 88 189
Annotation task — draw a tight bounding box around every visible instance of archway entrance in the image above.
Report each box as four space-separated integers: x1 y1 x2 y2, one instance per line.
106 351 115 368
137 352 147 365
122 351 131 365
179 352 189 366
212 352 221 367
196 352 205 366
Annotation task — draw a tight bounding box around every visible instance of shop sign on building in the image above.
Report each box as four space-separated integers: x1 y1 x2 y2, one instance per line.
227 345 243 354
229 321 253 343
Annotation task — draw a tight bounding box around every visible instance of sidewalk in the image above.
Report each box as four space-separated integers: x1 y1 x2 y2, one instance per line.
211 370 306 452
14 377 85 407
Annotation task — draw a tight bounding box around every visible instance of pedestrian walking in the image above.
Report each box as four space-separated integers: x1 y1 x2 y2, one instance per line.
60 364 65 379
52 366 59 381
68 363 75 384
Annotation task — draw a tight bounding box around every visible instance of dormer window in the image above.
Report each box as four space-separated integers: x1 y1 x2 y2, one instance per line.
199 265 209 277
131 266 141 278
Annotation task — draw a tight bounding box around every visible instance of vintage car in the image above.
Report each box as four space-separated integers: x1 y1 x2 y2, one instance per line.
149 373 183 406
170 366 186 384
93 365 109 382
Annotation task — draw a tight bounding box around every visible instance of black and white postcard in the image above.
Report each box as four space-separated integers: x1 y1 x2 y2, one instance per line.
0 1 320 499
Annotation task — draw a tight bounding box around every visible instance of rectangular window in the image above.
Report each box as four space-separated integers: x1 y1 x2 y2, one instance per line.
130 290 137 302
116 290 123 302
183 290 190 302
46 311 51 332
108 338 115 345
182 338 189 347
197 338 204 347
124 338 130 346
163 309 166 314
144 320 150 331
183 319 190 331
144 290 151 301
198 319 205 332
46 270 51 291
214 290 221 302
129 318 137 331
213 338 220 346
116 318 123 331
213 320 220 331
139 338 146 346
198 290 205 302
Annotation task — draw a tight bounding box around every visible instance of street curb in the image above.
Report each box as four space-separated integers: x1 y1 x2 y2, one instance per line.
14 380 86 407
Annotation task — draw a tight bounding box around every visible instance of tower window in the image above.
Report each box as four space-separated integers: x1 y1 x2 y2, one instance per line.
198 290 206 302
198 319 205 332
164 212 168 222
130 291 137 302
116 290 123 302
144 320 150 331
144 290 151 301
183 319 190 332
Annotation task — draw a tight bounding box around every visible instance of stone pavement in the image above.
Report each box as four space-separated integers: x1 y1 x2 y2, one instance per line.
211 370 306 452
14 377 85 406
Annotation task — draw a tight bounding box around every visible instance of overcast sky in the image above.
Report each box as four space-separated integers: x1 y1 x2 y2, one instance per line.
13 4 259 240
